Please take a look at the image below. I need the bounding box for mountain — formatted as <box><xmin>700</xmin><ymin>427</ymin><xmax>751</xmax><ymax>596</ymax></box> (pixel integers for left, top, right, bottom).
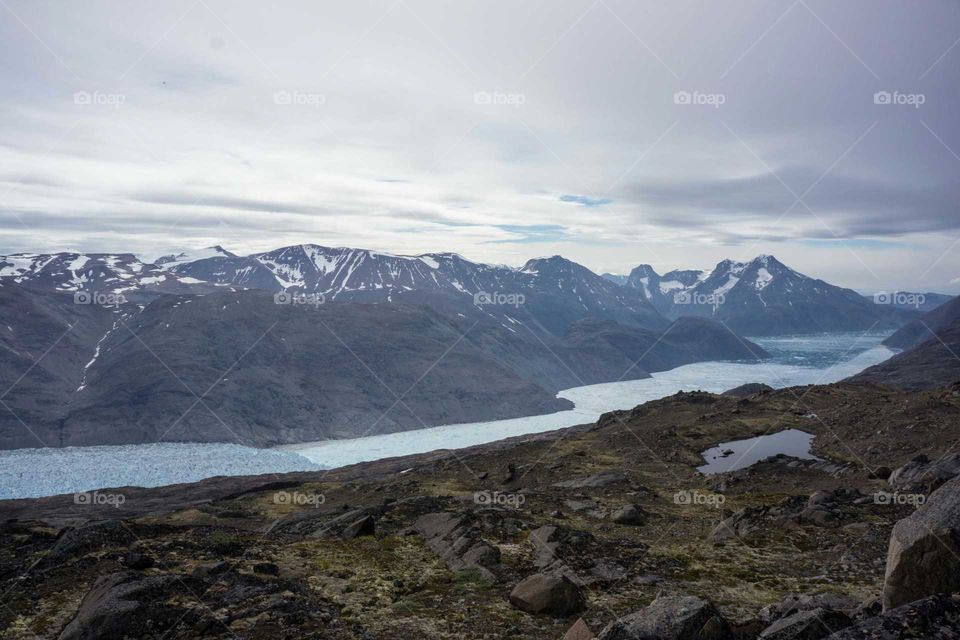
<box><xmin>851</xmin><ymin>295</ymin><xmax>960</xmax><ymax>390</ymax></box>
<box><xmin>167</xmin><ymin>246</ymin><xmax>666</xmax><ymax>337</ymax></box>
<box><xmin>619</xmin><ymin>255</ymin><xmax>916</xmax><ymax>336</ymax></box>
<box><xmin>881</xmin><ymin>295</ymin><xmax>960</xmax><ymax>350</ymax></box>
<box><xmin>0</xmin><ymin>251</ymin><xmax>226</xmax><ymax>302</ymax></box>
<box><xmin>860</xmin><ymin>291</ymin><xmax>952</xmax><ymax>314</ymax></box>
<box><xmin>0</xmin><ymin>246</ymin><xmax>769</xmax><ymax>449</ymax></box>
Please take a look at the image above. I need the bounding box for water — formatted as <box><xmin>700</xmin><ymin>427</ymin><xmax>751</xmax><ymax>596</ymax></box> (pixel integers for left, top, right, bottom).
<box><xmin>697</xmin><ymin>429</ymin><xmax>819</xmax><ymax>475</ymax></box>
<box><xmin>282</xmin><ymin>331</ymin><xmax>892</xmax><ymax>467</ymax></box>
<box><xmin>0</xmin><ymin>332</ymin><xmax>893</xmax><ymax>499</ymax></box>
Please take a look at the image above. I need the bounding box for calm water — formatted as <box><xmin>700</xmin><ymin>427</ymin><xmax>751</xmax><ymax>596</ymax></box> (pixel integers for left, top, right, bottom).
<box><xmin>0</xmin><ymin>332</ymin><xmax>893</xmax><ymax>498</ymax></box>
<box><xmin>697</xmin><ymin>429</ymin><xmax>819</xmax><ymax>474</ymax></box>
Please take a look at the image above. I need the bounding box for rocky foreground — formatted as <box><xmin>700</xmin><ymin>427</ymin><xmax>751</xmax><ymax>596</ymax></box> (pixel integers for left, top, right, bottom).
<box><xmin>3</xmin><ymin>382</ymin><xmax>960</xmax><ymax>638</ymax></box>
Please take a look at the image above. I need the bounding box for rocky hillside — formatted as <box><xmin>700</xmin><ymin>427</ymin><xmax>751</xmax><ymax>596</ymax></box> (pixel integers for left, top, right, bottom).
<box><xmin>3</xmin><ymin>382</ymin><xmax>960</xmax><ymax>638</ymax></box>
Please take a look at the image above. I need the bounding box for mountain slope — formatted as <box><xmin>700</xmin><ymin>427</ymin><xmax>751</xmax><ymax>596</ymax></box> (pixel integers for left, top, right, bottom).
<box><xmin>882</xmin><ymin>295</ymin><xmax>960</xmax><ymax>350</ymax></box>
<box><xmin>0</xmin><ymin>291</ymin><xmax>574</xmax><ymax>449</ymax></box>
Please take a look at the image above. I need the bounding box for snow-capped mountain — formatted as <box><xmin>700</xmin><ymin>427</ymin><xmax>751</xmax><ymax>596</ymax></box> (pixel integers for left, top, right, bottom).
<box><xmin>165</xmin><ymin>245</ymin><xmax>665</xmax><ymax>336</ymax></box>
<box><xmin>155</xmin><ymin>245</ymin><xmax>236</xmax><ymax>270</ymax></box>
<box><xmin>0</xmin><ymin>252</ymin><xmax>220</xmax><ymax>301</ymax></box>
<box><xmin>616</xmin><ymin>255</ymin><xmax>917</xmax><ymax>335</ymax></box>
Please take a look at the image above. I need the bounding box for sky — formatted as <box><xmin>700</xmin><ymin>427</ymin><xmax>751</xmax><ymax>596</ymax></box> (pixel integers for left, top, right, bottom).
<box><xmin>1</xmin><ymin>0</ymin><xmax>959</xmax><ymax>293</ymax></box>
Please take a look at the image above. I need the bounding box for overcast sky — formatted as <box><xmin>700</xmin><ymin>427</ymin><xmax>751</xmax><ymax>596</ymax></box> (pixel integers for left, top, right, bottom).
<box><xmin>1</xmin><ymin>0</ymin><xmax>959</xmax><ymax>292</ymax></box>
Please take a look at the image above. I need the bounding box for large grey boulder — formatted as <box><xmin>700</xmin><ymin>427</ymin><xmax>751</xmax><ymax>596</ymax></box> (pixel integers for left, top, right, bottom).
<box><xmin>759</xmin><ymin>608</ymin><xmax>852</xmax><ymax>639</ymax></box>
<box><xmin>508</xmin><ymin>573</ymin><xmax>585</xmax><ymax>616</ymax></box>
<box><xmin>882</xmin><ymin>475</ymin><xmax>960</xmax><ymax>610</ymax></box>
<box><xmin>598</xmin><ymin>595</ymin><xmax>731</xmax><ymax>639</ymax></box>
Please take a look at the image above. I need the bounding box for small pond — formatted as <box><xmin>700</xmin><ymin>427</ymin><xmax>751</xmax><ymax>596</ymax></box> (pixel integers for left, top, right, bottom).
<box><xmin>697</xmin><ymin>428</ymin><xmax>820</xmax><ymax>475</ymax></box>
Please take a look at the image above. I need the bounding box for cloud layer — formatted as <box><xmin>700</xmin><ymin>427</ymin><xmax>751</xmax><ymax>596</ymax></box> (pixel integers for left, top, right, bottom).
<box><xmin>1</xmin><ymin>0</ymin><xmax>959</xmax><ymax>292</ymax></box>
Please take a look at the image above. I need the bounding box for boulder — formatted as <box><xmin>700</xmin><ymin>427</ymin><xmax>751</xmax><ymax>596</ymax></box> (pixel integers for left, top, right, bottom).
<box><xmin>759</xmin><ymin>608</ymin><xmax>852</xmax><ymax>639</ymax></box>
<box><xmin>827</xmin><ymin>593</ymin><xmax>960</xmax><ymax>639</ymax></box>
<box><xmin>598</xmin><ymin>595</ymin><xmax>731</xmax><ymax>639</ymax></box>
<box><xmin>882</xmin><ymin>475</ymin><xmax>960</xmax><ymax>610</ymax></box>
<box><xmin>759</xmin><ymin>592</ymin><xmax>859</xmax><ymax>624</ymax></box>
<box><xmin>611</xmin><ymin>505</ymin><xmax>646</xmax><ymax>526</ymax></box>
<box><xmin>508</xmin><ymin>573</ymin><xmax>585</xmax><ymax>616</ymax></box>
<box><xmin>58</xmin><ymin>571</ymin><xmax>189</xmax><ymax>640</ymax></box>
<box><xmin>564</xmin><ymin>618</ymin><xmax>595</xmax><ymax>639</ymax></box>
<box><xmin>888</xmin><ymin>453</ymin><xmax>960</xmax><ymax>493</ymax></box>
<box><xmin>555</xmin><ymin>471</ymin><xmax>627</xmax><ymax>489</ymax></box>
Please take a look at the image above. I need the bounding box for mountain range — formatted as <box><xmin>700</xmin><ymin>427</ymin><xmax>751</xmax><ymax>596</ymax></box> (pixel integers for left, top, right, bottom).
<box><xmin>0</xmin><ymin>245</ymin><xmax>771</xmax><ymax>450</ymax></box>
<box><xmin>605</xmin><ymin>255</ymin><xmax>924</xmax><ymax>335</ymax></box>
<box><xmin>2</xmin><ymin>244</ymin><xmax>951</xmax><ymax>449</ymax></box>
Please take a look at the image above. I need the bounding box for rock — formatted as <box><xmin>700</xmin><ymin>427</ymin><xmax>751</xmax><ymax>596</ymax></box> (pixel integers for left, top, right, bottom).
<box><xmin>45</xmin><ymin>521</ymin><xmax>137</xmax><ymax>565</ymax></box>
<box><xmin>808</xmin><ymin>490</ymin><xmax>837</xmax><ymax>507</ymax></box>
<box><xmin>611</xmin><ymin>505</ymin><xmax>646</xmax><ymax>526</ymax></box>
<box><xmin>508</xmin><ymin>573</ymin><xmax>585</xmax><ymax>616</ymax></box>
<box><xmin>252</xmin><ymin>562</ymin><xmax>279</xmax><ymax>576</ymax></box>
<box><xmin>58</xmin><ymin>571</ymin><xmax>188</xmax><ymax>640</ymax></box>
<box><xmin>122</xmin><ymin>549</ymin><xmax>155</xmax><ymax>570</ymax></box>
<box><xmin>759</xmin><ymin>592</ymin><xmax>859</xmax><ymax>624</ymax></box>
<box><xmin>759</xmin><ymin>608</ymin><xmax>852</xmax><ymax>639</ymax></box>
<box><xmin>800</xmin><ymin>507</ymin><xmax>839</xmax><ymax>528</ymax></box>
<box><xmin>528</xmin><ymin>524</ymin><xmax>593</xmax><ymax>573</ymax></box>
<box><xmin>554</xmin><ymin>471</ymin><xmax>627</xmax><ymax>489</ymax></box>
<box><xmin>869</xmin><ymin>466</ymin><xmax>892</xmax><ymax>480</ymax></box>
<box><xmin>413</xmin><ymin>512</ymin><xmax>502</xmax><ymax>581</ymax></box>
<box><xmin>709</xmin><ymin>507</ymin><xmax>766</xmax><ymax>543</ymax></box>
<box><xmin>564</xmin><ymin>618</ymin><xmax>595</xmax><ymax>640</ymax></box>
<box><xmin>827</xmin><ymin>593</ymin><xmax>960</xmax><ymax>639</ymax></box>
<box><xmin>597</xmin><ymin>595</ymin><xmax>731</xmax><ymax>639</ymax></box>
<box><xmin>882</xmin><ymin>475</ymin><xmax>960</xmax><ymax>610</ymax></box>
<box><xmin>888</xmin><ymin>453</ymin><xmax>960</xmax><ymax>492</ymax></box>
<box><xmin>339</xmin><ymin>514</ymin><xmax>376</xmax><ymax>539</ymax></box>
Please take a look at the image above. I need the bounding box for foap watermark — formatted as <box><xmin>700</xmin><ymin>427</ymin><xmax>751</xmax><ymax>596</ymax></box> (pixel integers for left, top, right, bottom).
<box><xmin>274</xmin><ymin>90</ymin><xmax>326</xmax><ymax>109</ymax></box>
<box><xmin>873</xmin><ymin>90</ymin><xmax>925</xmax><ymax>109</ymax></box>
<box><xmin>474</xmin><ymin>490</ymin><xmax>526</xmax><ymax>509</ymax></box>
<box><xmin>474</xmin><ymin>291</ymin><xmax>525</xmax><ymax>308</ymax></box>
<box><xmin>274</xmin><ymin>291</ymin><xmax>325</xmax><ymax>307</ymax></box>
<box><xmin>74</xmin><ymin>491</ymin><xmax>126</xmax><ymax>509</ymax></box>
<box><xmin>674</xmin><ymin>291</ymin><xmax>725</xmax><ymax>309</ymax></box>
<box><xmin>873</xmin><ymin>291</ymin><xmax>925</xmax><ymax>308</ymax></box>
<box><xmin>474</xmin><ymin>90</ymin><xmax>526</xmax><ymax>108</ymax></box>
<box><xmin>874</xmin><ymin>491</ymin><xmax>925</xmax><ymax>507</ymax></box>
<box><xmin>673</xmin><ymin>489</ymin><xmax>725</xmax><ymax>508</ymax></box>
<box><xmin>73</xmin><ymin>90</ymin><xmax>126</xmax><ymax>109</ymax></box>
<box><xmin>273</xmin><ymin>490</ymin><xmax>326</xmax><ymax>507</ymax></box>
<box><xmin>74</xmin><ymin>290</ymin><xmax>126</xmax><ymax>307</ymax></box>
<box><xmin>673</xmin><ymin>90</ymin><xmax>725</xmax><ymax>108</ymax></box>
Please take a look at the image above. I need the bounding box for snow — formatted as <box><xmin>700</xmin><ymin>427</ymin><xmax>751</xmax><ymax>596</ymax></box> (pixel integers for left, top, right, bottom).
<box><xmin>157</xmin><ymin>247</ymin><xmax>230</xmax><ymax>270</ymax></box>
<box><xmin>418</xmin><ymin>256</ymin><xmax>440</xmax><ymax>269</ymax></box>
<box><xmin>754</xmin><ymin>267</ymin><xmax>773</xmax><ymax>290</ymax></box>
<box><xmin>659</xmin><ymin>280</ymin><xmax>684</xmax><ymax>294</ymax></box>
<box><xmin>714</xmin><ymin>274</ymin><xmax>741</xmax><ymax>296</ymax></box>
